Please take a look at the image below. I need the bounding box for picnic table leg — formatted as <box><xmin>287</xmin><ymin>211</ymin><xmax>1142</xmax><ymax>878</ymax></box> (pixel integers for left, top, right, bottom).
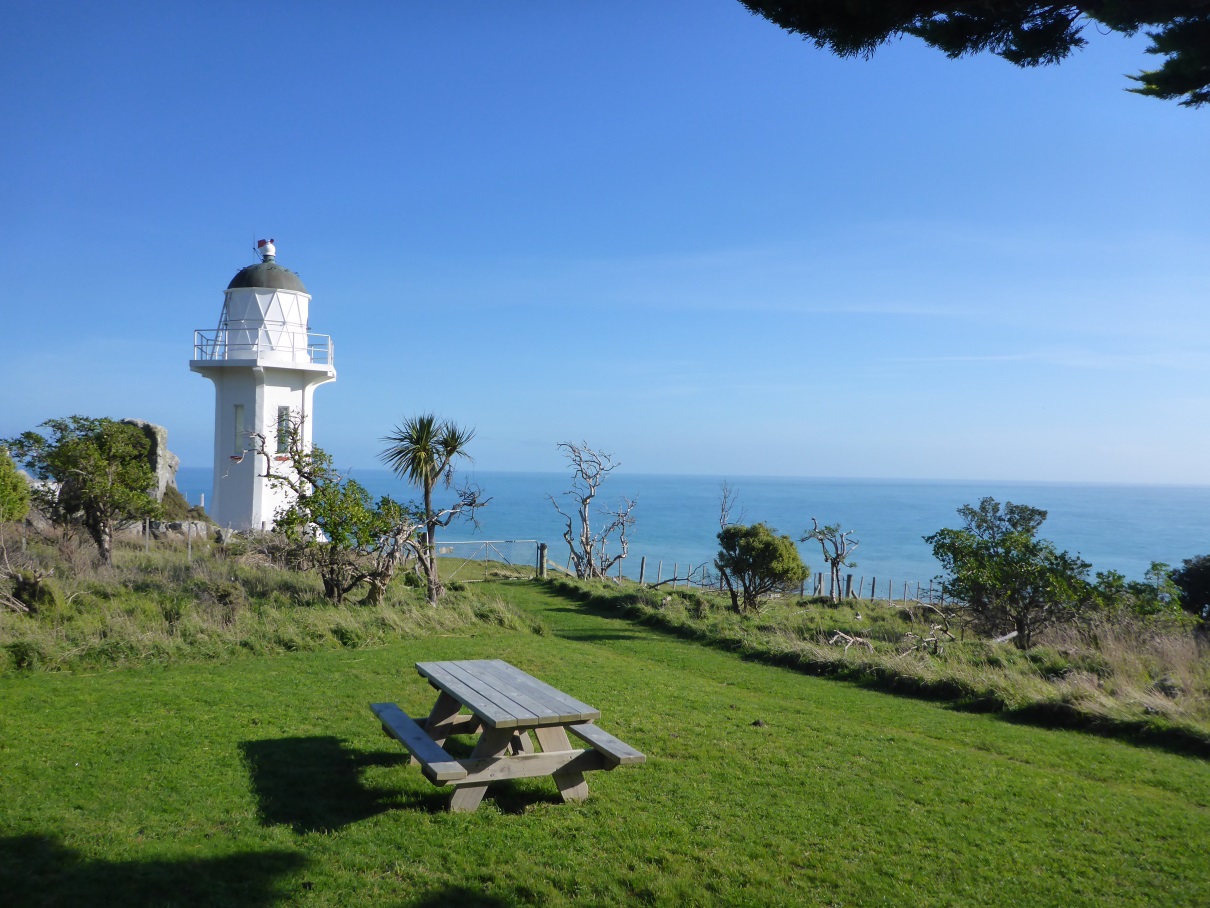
<box><xmin>425</xmin><ymin>692</ymin><xmax>463</xmax><ymax>747</ymax></box>
<box><xmin>448</xmin><ymin>727</ymin><xmax>515</xmax><ymax>813</ymax></box>
<box><xmin>511</xmin><ymin>731</ymin><xmax>535</xmax><ymax>754</ymax></box>
<box><xmin>534</xmin><ymin>726</ymin><xmax>590</xmax><ymax>803</ymax></box>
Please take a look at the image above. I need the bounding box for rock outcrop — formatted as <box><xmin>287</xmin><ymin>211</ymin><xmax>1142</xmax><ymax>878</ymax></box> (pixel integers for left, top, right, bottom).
<box><xmin>120</xmin><ymin>419</ymin><xmax>180</xmax><ymax>501</ymax></box>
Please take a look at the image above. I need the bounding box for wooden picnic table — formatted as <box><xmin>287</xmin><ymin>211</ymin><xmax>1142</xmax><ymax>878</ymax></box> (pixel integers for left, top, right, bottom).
<box><xmin>372</xmin><ymin>659</ymin><xmax>645</xmax><ymax>812</ymax></box>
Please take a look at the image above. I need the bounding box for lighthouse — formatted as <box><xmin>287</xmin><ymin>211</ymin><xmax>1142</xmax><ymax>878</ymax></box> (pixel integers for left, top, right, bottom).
<box><xmin>190</xmin><ymin>240</ymin><xmax>336</xmax><ymax>531</ymax></box>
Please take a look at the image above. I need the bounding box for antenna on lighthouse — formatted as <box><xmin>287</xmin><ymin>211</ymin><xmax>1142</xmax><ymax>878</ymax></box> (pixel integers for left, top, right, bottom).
<box><xmin>256</xmin><ymin>238</ymin><xmax>276</xmax><ymax>262</ymax></box>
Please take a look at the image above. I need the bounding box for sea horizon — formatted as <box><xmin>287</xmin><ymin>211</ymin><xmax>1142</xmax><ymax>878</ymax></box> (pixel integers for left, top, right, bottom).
<box><xmin>175</xmin><ymin>467</ymin><xmax>1210</xmax><ymax>587</ymax></box>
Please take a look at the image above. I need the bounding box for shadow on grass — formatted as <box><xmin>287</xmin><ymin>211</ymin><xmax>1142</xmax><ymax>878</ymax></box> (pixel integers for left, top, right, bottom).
<box><xmin>241</xmin><ymin>736</ymin><xmax>427</xmax><ymax>833</ymax></box>
<box><xmin>243</xmin><ymin>735</ymin><xmax>562</xmax><ymax>824</ymax></box>
<box><xmin>544</xmin><ymin>604</ymin><xmax>645</xmax><ymax>640</ymax></box>
<box><xmin>557</xmin><ymin>629</ymin><xmax>646</xmax><ymax>642</ymax></box>
<box><xmin>478</xmin><ymin>779</ymin><xmax>566</xmax><ymax>815</ymax></box>
<box><xmin>423</xmin><ymin>736</ymin><xmax>566</xmax><ymax>815</ymax></box>
<box><xmin>540</xmin><ymin>579</ymin><xmax>1210</xmax><ymax>760</ymax></box>
<box><xmin>0</xmin><ymin>833</ymin><xmax>304</xmax><ymax>907</ymax></box>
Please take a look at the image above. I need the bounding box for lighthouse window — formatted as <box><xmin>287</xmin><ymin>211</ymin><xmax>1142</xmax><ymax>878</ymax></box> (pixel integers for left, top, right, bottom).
<box><xmin>232</xmin><ymin>405</ymin><xmax>245</xmax><ymax>455</ymax></box>
<box><xmin>276</xmin><ymin>407</ymin><xmax>292</xmax><ymax>453</ymax></box>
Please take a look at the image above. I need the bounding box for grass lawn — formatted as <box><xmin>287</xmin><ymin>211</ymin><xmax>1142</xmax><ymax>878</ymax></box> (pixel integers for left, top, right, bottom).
<box><xmin>2</xmin><ymin>580</ymin><xmax>1208</xmax><ymax>906</ymax></box>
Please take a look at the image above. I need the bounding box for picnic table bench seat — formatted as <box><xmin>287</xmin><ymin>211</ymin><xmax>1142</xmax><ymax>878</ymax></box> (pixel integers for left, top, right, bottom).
<box><xmin>371</xmin><ymin>702</ymin><xmax>467</xmax><ymax>784</ymax></box>
<box><xmin>567</xmin><ymin>722</ymin><xmax>646</xmax><ymax>767</ymax></box>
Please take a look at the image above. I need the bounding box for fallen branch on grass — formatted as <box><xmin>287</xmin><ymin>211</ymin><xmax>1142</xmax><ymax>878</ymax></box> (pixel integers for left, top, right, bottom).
<box><xmin>902</xmin><ymin>624</ymin><xmax>956</xmax><ymax>655</ymax></box>
<box><xmin>828</xmin><ymin>630</ymin><xmax>874</xmax><ymax>653</ymax></box>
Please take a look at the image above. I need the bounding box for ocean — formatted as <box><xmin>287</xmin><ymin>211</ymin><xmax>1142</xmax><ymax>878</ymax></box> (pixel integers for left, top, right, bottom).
<box><xmin>175</xmin><ymin>467</ymin><xmax>1210</xmax><ymax>586</ymax></box>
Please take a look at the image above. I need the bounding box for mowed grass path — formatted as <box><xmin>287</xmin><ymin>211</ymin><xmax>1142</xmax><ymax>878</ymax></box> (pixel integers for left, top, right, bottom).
<box><xmin>2</xmin><ymin>581</ymin><xmax>1208</xmax><ymax>906</ymax></box>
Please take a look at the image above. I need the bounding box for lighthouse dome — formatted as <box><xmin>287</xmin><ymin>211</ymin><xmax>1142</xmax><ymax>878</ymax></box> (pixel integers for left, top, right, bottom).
<box><xmin>227</xmin><ymin>260</ymin><xmax>307</xmax><ymax>293</ymax></box>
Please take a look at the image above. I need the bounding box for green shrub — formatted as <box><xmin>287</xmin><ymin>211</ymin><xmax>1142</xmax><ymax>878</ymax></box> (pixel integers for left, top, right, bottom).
<box><xmin>1026</xmin><ymin>646</ymin><xmax>1073</xmax><ymax>680</ymax></box>
<box><xmin>10</xmin><ymin>570</ymin><xmax>65</xmax><ymax>616</ymax></box>
<box><xmin>189</xmin><ymin>578</ymin><xmax>247</xmax><ymax>628</ymax></box>
<box><xmin>7</xmin><ymin>640</ymin><xmax>45</xmax><ymax>670</ymax></box>
<box><xmin>160</xmin><ymin>486</ymin><xmax>208</xmax><ymax>522</ymax></box>
<box><xmin>330</xmin><ymin>620</ymin><xmax>366</xmax><ymax>648</ymax></box>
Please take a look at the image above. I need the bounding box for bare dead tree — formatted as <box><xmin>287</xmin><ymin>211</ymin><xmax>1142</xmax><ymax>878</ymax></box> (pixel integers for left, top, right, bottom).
<box><xmin>549</xmin><ymin>442</ymin><xmax>636</xmax><ymax>580</ymax></box>
<box><xmin>718</xmin><ymin>480</ymin><xmax>746</xmax><ymax>530</ymax></box>
<box><xmin>802</xmin><ymin>518</ymin><xmax>859</xmax><ymax>603</ymax></box>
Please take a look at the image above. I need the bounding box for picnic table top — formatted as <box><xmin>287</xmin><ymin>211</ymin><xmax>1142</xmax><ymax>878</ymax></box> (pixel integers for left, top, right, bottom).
<box><xmin>416</xmin><ymin>659</ymin><xmax>601</xmax><ymax>730</ymax></box>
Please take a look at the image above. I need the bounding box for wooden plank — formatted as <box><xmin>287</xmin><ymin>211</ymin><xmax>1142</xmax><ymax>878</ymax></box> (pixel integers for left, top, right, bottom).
<box><xmin>510</xmin><ymin>730</ymin><xmax>535</xmax><ymax>754</ymax></box>
<box><xmin>468</xmin><ymin>660</ymin><xmax>577</xmax><ymax>720</ymax></box>
<box><xmin>414</xmin><ymin>714</ymin><xmax>481</xmax><ymax>737</ymax></box>
<box><xmin>448</xmin><ymin>727</ymin><xmax>515</xmax><ymax>812</ymax></box>
<box><xmin>483</xmin><ymin>659</ymin><xmax>600</xmax><ymax>717</ymax></box>
<box><xmin>417</xmin><ymin>659</ymin><xmax>601</xmax><ymax>726</ymax></box>
<box><xmin>416</xmin><ymin>662</ymin><xmax>527</xmax><ymax>729</ymax></box>
<box><xmin>535</xmin><ymin>725</ymin><xmax>590</xmax><ymax>802</ymax></box>
<box><xmin>462</xmin><ymin>660</ymin><xmax>588</xmax><ymax>724</ymax></box>
<box><xmin>450</xmin><ymin>660</ymin><xmax>565</xmax><ymax>723</ymax></box>
<box><xmin>370</xmin><ymin>702</ymin><xmax>467</xmax><ymax>784</ymax></box>
<box><xmin>568</xmin><ymin>723</ymin><xmax>646</xmax><ymax>767</ymax></box>
<box><xmin>436</xmin><ymin>660</ymin><xmax>552</xmax><ymax>727</ymax></box>
<box><xmin>453</xmin><ymin>747</ymin><xmax>607</xmax><ymax>784</ymax></box>
<box><xmin>473</xmin><ymin>660</ymin><xmax>600</xmax><ymax>723</ymax></box>
<box><xmin>425</xmin><ymin>690</ymin><xmax>467</xmax><ymax>747</ymax></box>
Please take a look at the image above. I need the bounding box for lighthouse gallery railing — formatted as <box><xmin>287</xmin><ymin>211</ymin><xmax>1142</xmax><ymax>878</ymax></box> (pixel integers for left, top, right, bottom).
<box><xmin>192</xmin><ymin>328</ymin><xmax>334</xmax><ymax>366</ymax></box>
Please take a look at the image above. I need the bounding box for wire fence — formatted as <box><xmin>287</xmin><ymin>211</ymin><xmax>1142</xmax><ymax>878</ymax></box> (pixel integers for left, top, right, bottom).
<box><xmin>433</xmin><ymin>540</ymin><xmax>542</xmax><ymax>583</ymax></box>
<box><xmin>805</xmin><ymin>572</ymin><xmax>946</xmax><ymax>605</ymax></box>
<box><xmin>615</xmin><ymin>553</ymin><xmax>944</xmax><ymax>605</ymax></box>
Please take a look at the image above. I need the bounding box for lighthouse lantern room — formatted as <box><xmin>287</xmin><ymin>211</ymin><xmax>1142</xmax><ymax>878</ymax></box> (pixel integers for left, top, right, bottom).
<box><xmin>190</xmin><ymin>240</ymin><xmax>336</xmax><ymax>531</ymax></box>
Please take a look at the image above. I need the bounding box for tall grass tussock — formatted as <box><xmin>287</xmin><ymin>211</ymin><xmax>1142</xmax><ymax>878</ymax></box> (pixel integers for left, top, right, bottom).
<box><xmin>0</xmin><ymin>530</ymin><xmax>543</xmax><ymax>674</ymax></box>
<box><xmin>547</xmin><ymin>577</ymin><xmax>1210</xmax><ymax>751</ymax></box>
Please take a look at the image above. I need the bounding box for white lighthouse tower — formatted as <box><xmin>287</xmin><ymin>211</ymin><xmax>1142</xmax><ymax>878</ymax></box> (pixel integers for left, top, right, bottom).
<box><xmin>190</xmin><ymin>240</ymin><xmax>336</xmax><ymax>531</ymax></box>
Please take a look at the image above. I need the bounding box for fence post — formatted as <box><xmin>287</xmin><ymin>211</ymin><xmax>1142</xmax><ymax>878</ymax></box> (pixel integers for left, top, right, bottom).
<box><xmin>187</xmin><ymin>521</ymin><xmax>192</xmax><ymax>563</ymax></box>
<box><xmin>657</xmin><ymin>561</ymin><xmax>663</xmax><ymax>584</ymax></box>
<box><xmin>538</xmin><ymin>542</ymin><xmax>548</xmax><ymax>579</ymax></box>
<box><xmin>844</xmin><ymin>574</ymin><xmax>853</xmax><ymax>598</ymax></box>
<box><xmin>870</xmin><ymin>577</ymin><xmax>876</xmax><ymax>600</ymax></box>
<box><xmin>888</xmin><ymin>578</ymin><xmax>893</xmax><ymax>602</ymax></box>
<box><xmin>903</xmin><ymin>581</ymin><xmax>909</xmax><ymax>602</ymax></box>
<box><xmin>673</xmin><ymin>564</ymin><xmax>678</xmax><ymax>588</ymax></box>
<box><xmin>639</xmin><ymin>556</ymin><xmax>646</xmax><ymax>585</ymax></box>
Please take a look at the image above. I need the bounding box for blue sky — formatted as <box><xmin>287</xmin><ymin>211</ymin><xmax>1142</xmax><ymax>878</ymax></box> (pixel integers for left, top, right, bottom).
<box><xmin>3</xmin><ymin>2</ymin><xmax>1207</xmax><ymax>483</ymax></box>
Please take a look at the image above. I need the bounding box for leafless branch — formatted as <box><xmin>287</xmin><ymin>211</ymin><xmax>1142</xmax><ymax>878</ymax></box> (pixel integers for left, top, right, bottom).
<box><xmin>549</xmin><ymin>441</ymin><xmax>636</xmax><ymax>580</ymax></box>
<box><xmin>804</xmin><ymin>517</ymin><xmax>860</xmax><ymax>602</ymax></box>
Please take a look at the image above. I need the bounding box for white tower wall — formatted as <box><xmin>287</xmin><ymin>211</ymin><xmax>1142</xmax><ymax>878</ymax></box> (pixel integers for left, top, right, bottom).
<box><xmin>190</xmin><ymin>242</ymin><xmax>335</xmax><ymax>532</ymax></box>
